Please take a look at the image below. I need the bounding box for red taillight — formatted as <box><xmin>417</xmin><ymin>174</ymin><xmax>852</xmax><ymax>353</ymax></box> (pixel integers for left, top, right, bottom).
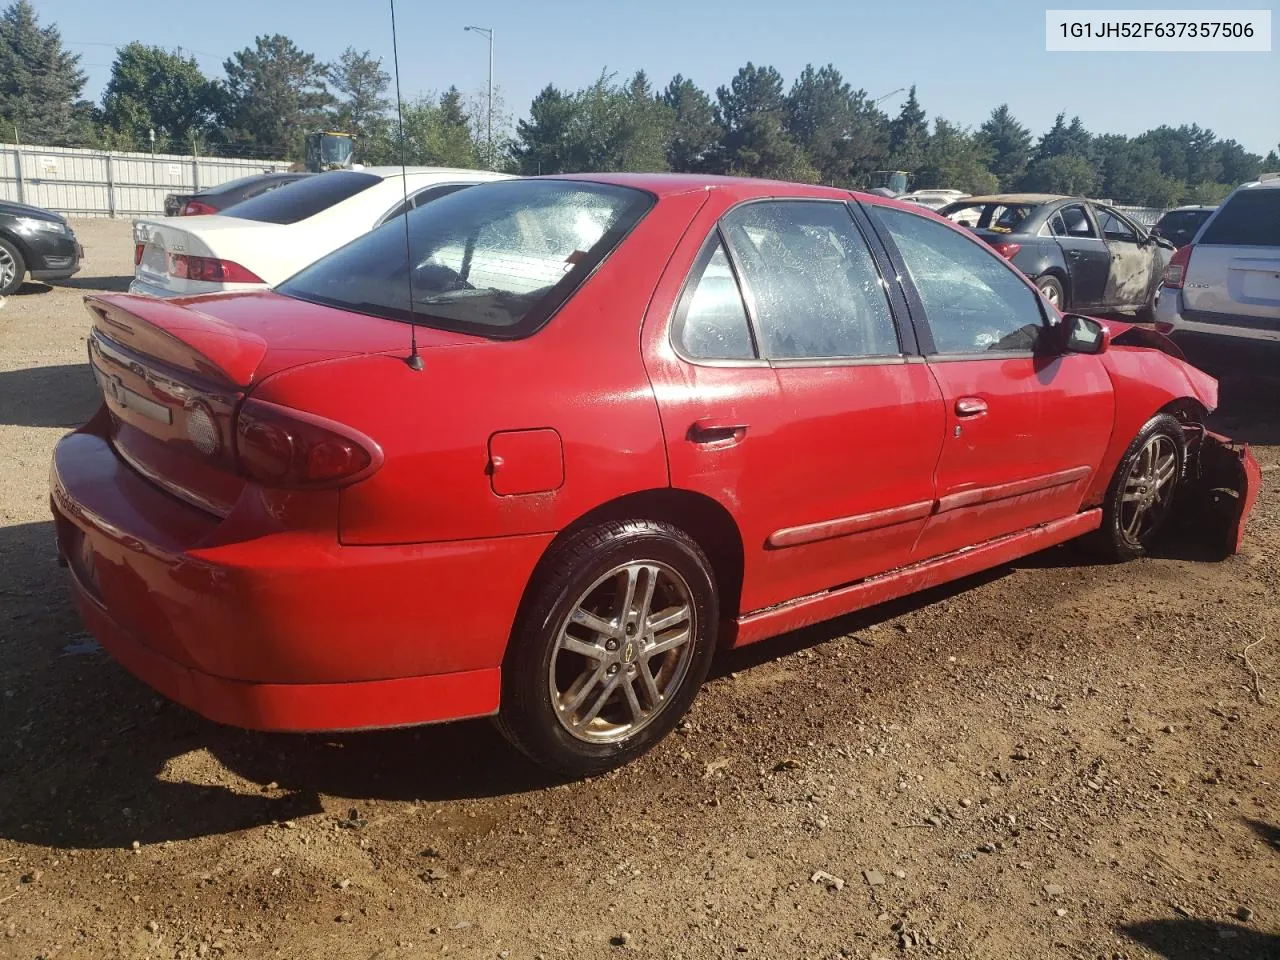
<box><xmin>134</xmin><ymin>243</ymin><xmax>145</xmax><ymax>265</ymax></box>
<box><xmin>990</xmin><ymin>241</ymin><xmax>1022</xmax><ymax>259</ymax></box>
<box><xmin>180</xmin><ymin>199</ymin><xmax>217</xmax><ymax>216</ymax></box>
<box><xmin>1162</xmin><ymin>244</ymin><xmax>1193</xmax><ymax>289</ymax></box>
<box><xmin>234</xmin><ymin>399</ymin><xmax>382</xmax><ymax>489</ymax></box>
<box><xmin>168</xmin><ymin>253</ymin><xmax>264</xmax><ymax>284</ymax></box>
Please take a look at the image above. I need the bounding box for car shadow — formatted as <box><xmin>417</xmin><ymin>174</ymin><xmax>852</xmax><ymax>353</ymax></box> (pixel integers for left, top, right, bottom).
<box><xmin>1120</xmin><ymin>919</ymin><xmax>1279</xmax><ymax>960</ymax></box>
<box><xmin>0</xmin><ymin>363</ymin><xmax>98</xmax><ymax>428</ymax></box>
<box><xmin>52</xmin><ymin>275</ymin><xmax>133</xmax><ymax>293</ymax></box>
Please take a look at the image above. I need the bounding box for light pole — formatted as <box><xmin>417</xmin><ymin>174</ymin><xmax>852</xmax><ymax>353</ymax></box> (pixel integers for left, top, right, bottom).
<box><xmin>871</xmin><ymin>87</ymin><xmax>905</xmax><ymax>108</ymax></box>
<box><xmin>463</xmin><ymin>25</ymin><xmax>494</xmax><ymax>169</ymax></box>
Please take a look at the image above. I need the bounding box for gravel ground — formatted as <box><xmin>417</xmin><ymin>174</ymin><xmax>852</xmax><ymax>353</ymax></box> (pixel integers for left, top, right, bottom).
<box><xmin>0</xmin><ymin>219</ymin><xmax>1276</xmax><ymax>960</ymax></box>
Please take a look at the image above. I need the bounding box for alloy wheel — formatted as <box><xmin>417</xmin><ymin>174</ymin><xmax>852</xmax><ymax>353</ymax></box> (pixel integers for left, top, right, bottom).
<box><xmin>1119</xmin><ymin>434</ymin><xmax>1178</xmax><ymax>543</ymax></box>
<box><xmin>548</xmin><ymin>560</ymin><xmax>696</xmax><ymax>743</ymax></box>
<box><xmin>0</xmin><ymin>246</ymin><xmax>15</xmax><ymax>290</ymax></box>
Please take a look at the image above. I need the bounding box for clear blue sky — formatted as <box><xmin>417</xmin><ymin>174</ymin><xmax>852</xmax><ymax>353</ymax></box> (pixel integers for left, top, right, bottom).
<box><xmin>40</xmin><ymin>0</ymin><xmax>1280</xmax><ymax>155</ymax></box>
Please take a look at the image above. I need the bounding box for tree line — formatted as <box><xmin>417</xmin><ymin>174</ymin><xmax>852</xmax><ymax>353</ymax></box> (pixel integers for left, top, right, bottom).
<box><xmin>3</xmin><ymin>1</ymin><xmax>1276</xmax><ymax>206</ymax></box>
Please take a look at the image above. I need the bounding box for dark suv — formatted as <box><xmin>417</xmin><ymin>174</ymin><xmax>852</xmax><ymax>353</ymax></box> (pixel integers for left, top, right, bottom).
<box><xmin>0</xmin><ymin>199</ymin><xmax>83</xmax><ymax>295</ymax></box>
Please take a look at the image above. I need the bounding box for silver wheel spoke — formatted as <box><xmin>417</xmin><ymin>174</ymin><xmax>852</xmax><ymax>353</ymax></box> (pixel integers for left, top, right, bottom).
<box><xmin>633</xmin><ymin>566</ymin><xmax>659</xmax><ymax>626</ymax></box>
<box><xmin>575</xmin><ymin>673</ymin><xmax>622</xmax><ymax>730</ymax></box>
<box><xmin>617</xmin><ymin>566</ymin><xmax>641</xmax><ymax>622</ymax></box>
<box><xmin>560</xmin><ymin>635</ymin><xmax>607</xmax><ymax>661</ymax></box>
<box><xmin>621</xmin><ymin>674</ymin><xmax>645</xmax><ymax>724</ymax></box>
<box><xmin>646</xmin><ymin>604</ymin><xmax>690</xmax><ymax>634</ymax></box>
<box><xmin>646</xmin><ymin>628</ymin><xmax>692</xmax><ymax>658</ymax></box>
<box><xmin>562</xmin><ymin>664</ymin><xmax>606</xmax><ymax>715</ymax></box>
<box><xmin>570</xmin><ymin>608</ymin><xmax>617</xmax><ymax>639</ymax></box>
<box><xmin>637</xmin><ymin>659</ymin><xmax>662</xmax><ymax>707</ymax></box>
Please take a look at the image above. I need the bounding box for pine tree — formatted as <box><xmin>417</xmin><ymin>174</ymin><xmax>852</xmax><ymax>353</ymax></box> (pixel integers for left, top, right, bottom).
<box><xmin>715</xmin><ymin>63</ymin><xmax>815</xmax><ymax>181</ymax></box>
<box><xmin>887</xmin><ymin>84</ymin><xmax>927</xmax><ymax>172</ymax></box>
<box><xmin>221</xmin><ymin>34</ymin><xmax>335</xmax><ymax>159</ymax></box>
<box><xmin>977</xmin><ymin>104</ymin><xmax>1032</xmax><ymax>190</ymax></box>
<box><xmin>0</xmin><ymin>1</ymin><xmax>91</xmax><ymax>145</ymax></box>
<box><xmin>662</xmin><ymin>75</ymin><xmax>720</xmax><ymax>172</ymax></box>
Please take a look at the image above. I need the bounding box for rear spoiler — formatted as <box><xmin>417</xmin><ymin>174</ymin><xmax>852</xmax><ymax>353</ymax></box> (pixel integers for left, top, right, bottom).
<box><xmin>85</xmin><ymin>294</ymin><xmax>267</xmax><ymax>388</ymax></box>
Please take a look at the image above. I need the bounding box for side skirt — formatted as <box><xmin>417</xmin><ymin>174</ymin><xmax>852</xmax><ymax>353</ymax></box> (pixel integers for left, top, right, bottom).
<box><xmin>728</xmin><ymin>509</ymin><xmax>1103</xmax><ymax>648</ymax></box>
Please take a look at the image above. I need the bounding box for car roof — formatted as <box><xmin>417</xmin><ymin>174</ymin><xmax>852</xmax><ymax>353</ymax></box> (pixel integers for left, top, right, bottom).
<box><xmin>539</xmin><ymin>172</ymin><xmax>868</xmax><ymax>202</ymax></box>
<box><xmin>951</xmin><ymin>193</ymin><xmax>1072</xmax><ymax>205</ymax></box>
<box><xmin>360</xmin><ymin>166</ymin><xmax>510</xmax><ymax>180</ymax></box>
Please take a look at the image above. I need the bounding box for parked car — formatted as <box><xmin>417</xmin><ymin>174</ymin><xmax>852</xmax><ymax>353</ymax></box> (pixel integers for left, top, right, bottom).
<box><xmin>52</xmin><ymin>175</ymin><xmax>1259</xmax><ymax>777</ymax></box>
<box><xmin>1152</xmin><ymin>205</ymin><xmax>1217</xmax><ymax>249</ymax></box>
<box><xmin>940</xmin><ymin>193</ymin><xmax>1175</xmax><ymax>315</ymax></box>
<box><xmin>0</xmin><ymin>199</ymin><xmax>83</xmax><ymax>296</ymax></box>
<box><xmin>131</xmin><ymin>166</ymin><xmax>511</xmax><ymax>298</ymax></box>
<box><xmin>1155</xmin><ymin>173</ymin><xmax>1280</xmax><ymax>348</ymax></box>
<box><xmin>164</xmin><ymin>172</ymin><xmax>311</xmax><ymax>218</ymax></box>
<box><xmin>899</xmin><ymin>189</ymin><xmax>969</xmax><ymax>211</ymax></box>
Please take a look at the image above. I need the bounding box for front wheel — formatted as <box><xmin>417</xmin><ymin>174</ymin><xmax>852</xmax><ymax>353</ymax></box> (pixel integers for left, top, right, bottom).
<box><xmin>0</xmin><ymin>238</ymin><xmax>26</xmax><ymax>296</ymax></box>
<box><xmin>1097</xmin><ymin>413</ymin><xmax>1186</xmax><ymax>560</ymax></box>
<box><xmin>496</xmin><ymin>520</ymin><xmax>718</xmax><ymax>777</ymax></box>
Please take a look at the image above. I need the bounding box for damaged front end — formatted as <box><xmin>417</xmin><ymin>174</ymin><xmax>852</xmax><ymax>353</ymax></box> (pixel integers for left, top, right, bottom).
<box><xmin>1175</xmin><ymin>427</ymin><xmax>1262</xmax><ymax>558</ymax></box>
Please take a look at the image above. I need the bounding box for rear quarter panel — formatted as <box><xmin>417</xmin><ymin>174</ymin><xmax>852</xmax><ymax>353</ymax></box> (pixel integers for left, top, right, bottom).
<box><xmin>1080</xmin><ymin>346</ymin><xmax>1216</xmax><ymax>507</ymax></box>
<box><xmin>251</xmin><ymin>189</ymin><xmax>710</xmax><ymax>546</ymax></box>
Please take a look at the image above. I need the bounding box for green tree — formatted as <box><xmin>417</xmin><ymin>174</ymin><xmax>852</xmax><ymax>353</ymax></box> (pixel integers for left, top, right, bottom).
<box><xmin>662</xmin><ymin>74</ymin><xmax>720</xmax><ymax>172</ymax></box>
<box><xmin>1021</xmin><ymin>153</ymin><xmax>1099</xmax><ymax>195</ymax></box>
<box><xmin>221</xmin><ymin>34</ymin><xmax>335</xmax><ymax>159</ymax></box>
<box><xmin>916</xmin><ymin>119</ymin><xmax>998</xmax><ymax>194</ymax></box>
<box><xmin>715</xmin><ymin>63</ymin><xmax>815</xmax><ymax>181</ymax></box>
<box><xmin>327</xmin><ymin>47</ymin><xmax>390</xmax><ymax>147</ymax></box>
<box><xmin>514</xmin><ymin>84</ymin><xmax>578</xmax><ymax>174</ymax></box>
<box><xmin>785</xmin><ymin>64</ymin><xmax>889</xmax><ymax>186</ymax></box>
<box><xmin>1030</xmin><ymin>112</ymin><xmax>1094</xmax><ymax>165</ymax></box>
<box><xmin>977</xmin><ymin>104</ymin><xmax>1032</xmax><ymax>190</ymax></box>
<box><xmin>393</xmin><ymin>91</ymin><xmax>477</xmax><ymax>167</ymax></box>
<box><xmin>1264</xmin><ymin>145</ymin><xmax>1280</xmax><ymax>171</ymax></box>
<box><xmin>615</xmin><ymin>70</ymin><xmax>672</xmax><ymax>172</ymax></box>
<box><xmin>0</xmin><ymin>1</ymin><xmax>92</xmax><ymax>145</ymax></box>
<box><xmin>1182</xmin><ymin>181</ymin><xmax>1233</xmax><ymax>204</ymax></box>
<box><xmin>1215</xmin><ymin>139</ymin><xmax>1262</xmax><ymax>185</ymax></box>
<box><xmin>99</xmin><ymin>44</ymin><xmax>220</xmax><ymax>150</ymax></box>
<box><xmin>887</xmin><ymin>84</ymin><xmax>928</xmax><ymax>172</ymax></box>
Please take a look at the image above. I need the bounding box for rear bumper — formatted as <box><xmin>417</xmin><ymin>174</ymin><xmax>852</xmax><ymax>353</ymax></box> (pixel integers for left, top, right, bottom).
<box><xmin>1155</xmin><ymin>288</ymin><xmax>1280</xmax><ymax>343</ymax></box>
<box><xmin>128</xmin><ymin>277</ymin><xmax>181</xmax><ymax>298</ymax></box>
<box><xmin>50</xmin><ymin>419</ymin><xmax>553</xmax><ymax>731</ymax></box>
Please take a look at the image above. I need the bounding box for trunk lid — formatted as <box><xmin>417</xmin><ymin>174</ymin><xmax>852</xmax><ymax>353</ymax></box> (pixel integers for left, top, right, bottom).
<box><xmin>133</xmin><ymin>215</ymin><xmax>293</xmax><ymax>297</ymax></box>
<box><xmin>85</xmin><ymin>291</ymin><xmax>463</xmax><ymax>516</ymax></box>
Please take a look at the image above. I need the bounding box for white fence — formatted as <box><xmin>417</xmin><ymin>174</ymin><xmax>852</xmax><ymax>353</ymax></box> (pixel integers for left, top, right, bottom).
<box><xmin>0</xmin><ymin>143</ymin><xmax>292</xmax><ymax>218</ymax></box>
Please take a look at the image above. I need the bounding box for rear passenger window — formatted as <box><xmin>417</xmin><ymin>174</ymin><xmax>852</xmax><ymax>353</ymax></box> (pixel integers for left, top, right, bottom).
<box><xmin>676</xmin><ymin>239</ymin><xmax>756</xmax><ymax>360</ymax></box>
<box><xmin>721</xmin><ymin>201</ymin><xmax>899</xmax><ymax>360</ymax></box>
<box><xmin>1060</xmin><ymin>205</ymin><xmax>1096</xmax><ymax>238</ymax></box>
<box><xmin>874</xmin><ymin>206</ymin><xmax>1046</xmax><ymax>355</ymax></box>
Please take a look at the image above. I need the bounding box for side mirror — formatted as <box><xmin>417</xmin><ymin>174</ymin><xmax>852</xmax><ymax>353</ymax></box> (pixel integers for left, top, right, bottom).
<box><xmin>1149</xmin><ymin>226</ymin><xmax>1162</xmax><ymax>238</ymax></box>
<box><xmin>1060</xmin><ymin>313</ymin><xmax>1110</xmax><ymax>355</ymax></box>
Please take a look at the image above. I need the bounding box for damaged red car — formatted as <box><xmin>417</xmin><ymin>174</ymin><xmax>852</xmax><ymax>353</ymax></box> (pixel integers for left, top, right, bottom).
<box><xmin>50</xmin><ymin>175</ymin><xmax>1261</xmax><ymax>777</ymax></box>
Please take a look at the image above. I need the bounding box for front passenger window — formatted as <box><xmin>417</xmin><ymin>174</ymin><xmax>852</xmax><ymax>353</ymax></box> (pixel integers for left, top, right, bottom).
<box><xmin>873</xmin><ymin>206</ymin><xmax>1046</xmax><ymax>355</ymax></box>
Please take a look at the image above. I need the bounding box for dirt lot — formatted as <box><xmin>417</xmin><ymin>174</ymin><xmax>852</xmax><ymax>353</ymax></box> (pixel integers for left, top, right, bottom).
<box><xmin>0</xmin><ymin>219</ymin><xmax>1276</xmax><ymax>960</ymax></box>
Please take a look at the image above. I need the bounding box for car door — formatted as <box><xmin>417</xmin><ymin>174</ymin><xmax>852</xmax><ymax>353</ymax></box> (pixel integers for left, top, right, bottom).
<box><xmin>1048</xmin><ymin>203</ymin><xmax>1109</xmax><ymax>308</ymax></box>
<box><xmin>642</xmin><ymin>196</ymin><xmax>947</xmax><ymax>617</ymax></box>
<box><xmin>864</xmin><ymin>203</ymin><xmax>1115</xmax><ymax>561</ymax></box>
<box><xmin>1093</xmin><ymin>204</ymin><xmax>1160</xmax><ymax>308</ymax></box>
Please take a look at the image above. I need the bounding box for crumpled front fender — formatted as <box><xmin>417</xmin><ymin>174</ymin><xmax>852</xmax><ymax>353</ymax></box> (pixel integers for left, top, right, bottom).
<box><xmin>1179</xmin><ymin>431</ymin><xmax>1262</xmax><ymax>557</ymax></box>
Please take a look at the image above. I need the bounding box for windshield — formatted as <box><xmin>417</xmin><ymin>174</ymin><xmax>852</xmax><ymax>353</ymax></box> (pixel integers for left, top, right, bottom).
<box><xmin>278</xmin><ymin>179</ymin><xmax>655</xmax><ymax>338</ymax></box>
<box><xmin>322</xmin><ymin>136</ymin><xmax>354</xmax><ymax>165</ymax></box>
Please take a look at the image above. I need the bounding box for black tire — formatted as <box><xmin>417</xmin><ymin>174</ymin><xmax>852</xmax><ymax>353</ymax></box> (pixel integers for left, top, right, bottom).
<box><xmin>0</xmin><ymin>237</ymin><xmax>26</xmax><ymax>297</ymax></box>
<box><xmin>1097</xmin><ymin>413</ymin><xmax>1186</xmax><ymax>561</ymax></box>
<box><xmin>496</xmin><ymin>519</ymin><xmax>718</xmax><ymax>777</ymax></box>
<box><xmin>1036</xmin><ymin>275</ymin><xmax>1065</xmax><ymax>311</ymax></box>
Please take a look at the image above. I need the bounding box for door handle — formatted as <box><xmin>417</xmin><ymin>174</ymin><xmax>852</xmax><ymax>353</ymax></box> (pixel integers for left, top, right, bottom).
<box><xmin>1067</xmin><ymin>250</ymin><xmax>1082</xmax><ymax>259</ymax></box>
<box><xmin>688</xmin><ymin>418</ymin><xmax>748</xmax><ymax>445</ymax></box>
<box><xmin>955</xmin><ymin>397</ymin><xmax>988</xmax><ymax>418</ymax></box>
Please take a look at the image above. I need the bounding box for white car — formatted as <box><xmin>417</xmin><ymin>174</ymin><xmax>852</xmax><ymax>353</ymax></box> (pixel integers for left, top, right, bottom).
<box><xmin>899</xmin><ymin>189</ymin><xmax>970</xmax><ymax>211</ymax></box>
<box><xmin>1155</xmin><ymin>173</ymin><xmax>1280</xmax><ymax>346</ymax></box>
<box><xmin>130</xmin><ymin>167</ymin><xmax>512</xmax><ymax>298</ymax></box>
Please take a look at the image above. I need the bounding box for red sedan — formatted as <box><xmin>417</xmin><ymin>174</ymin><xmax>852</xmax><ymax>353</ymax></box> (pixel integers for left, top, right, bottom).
<box><xmin>51</xmin><ymin>174</ymin><xmax>1260</xmax><ymax>777</ymax></box>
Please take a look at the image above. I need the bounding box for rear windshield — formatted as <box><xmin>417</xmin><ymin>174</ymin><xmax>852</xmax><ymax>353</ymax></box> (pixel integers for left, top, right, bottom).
<box><xmin>1157</xmin><ymin>209</ymin><xmax>1213</xmax><ymax>235</ymax></box>
<box><xmin>221</xmin><ymin>171</ymin><xmax>380</xmax><ymax>224</ymax></box>
<box><xmin>202</xmin><ymin>173</ymin><xmax>278</xmax><ymax>197</ymax></box>
<box><xmin>277</xmin><ymin>179</ymin><xmax>655</xmax><ymax>338</ymax></box>
<box><xmin>1199</xmin><ymin>190</ymin><xmax>1280</xmax><ymax>246</ymax></box>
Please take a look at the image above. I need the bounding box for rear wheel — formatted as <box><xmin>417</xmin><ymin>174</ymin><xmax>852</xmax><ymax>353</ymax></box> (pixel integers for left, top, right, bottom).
<box><xmin>1036</xmin><ymin>275</ymin><xmax>1065</xmax><ymax>311</ymax></box>
<box><xmin>1097</xmin><ymin>414</ymin><xmax>1185</xmax><ymax>560</ymax></box>
<box><xmin>0</xmin><ymin>238</ymin><xmax>26</xmax><ymax>296</ymax></box>
<box><xmin>496</xmin><ymin>520</ymin><xmax>718</xmax><ymax>777</ymax></box>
